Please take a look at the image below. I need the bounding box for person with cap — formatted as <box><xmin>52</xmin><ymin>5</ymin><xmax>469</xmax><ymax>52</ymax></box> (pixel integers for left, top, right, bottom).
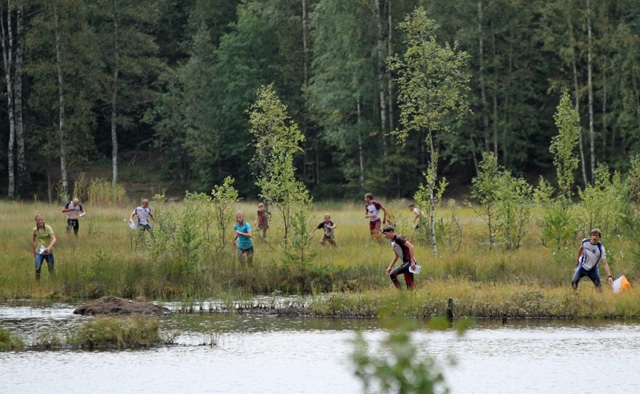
<box><xmin>382</xmin><ymin>224</ymin><xmax>416</xmax><ymax>289</ymax></box>
<box><xmin>572</xmin><ymin>228</ymin><xmax>613</xmax><ymax>291</ymax></box>
<box><xmin>62</xmin><ymin>198</ymin><xmax>84</xmax><ymax>236</ymax></box>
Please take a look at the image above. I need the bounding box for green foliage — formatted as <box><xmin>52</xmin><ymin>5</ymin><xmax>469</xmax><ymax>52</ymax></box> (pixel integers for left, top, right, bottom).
<box><xmin>281</xmin><ymin>209</ymin><xmax>318</xmax><ymax>267</ymax></box>
<box><xmin>471</xmin><ymin>152</ymin><xmax>532</xmax><ymax>250</ymax></box>
<box><xmin>388</xmin><ymin>7</ymin><xmax>470</xmax><ymax>142</ymax></box>
<box><xmin>413</xmin><ymin>169</ymin><xmax>448</xmax><ymax>252</ymax></box>
<box><xmin>87</xmin><ymin>0</ymin><xmax>162</xmax><ymax>184</ymax></box>
<box><xmin>628</xmin><ymin>155</ymin><xmax>640</xmax><ymax>204</ymax></box>
<box><xmin>151</xmin><ymin>192</ymin><xmax>218</xmax><ymax>278</ymax></box>
<box><xmin>535</xmin><ymin>171</ymin><xmax>577</xmax><ymax>251</ymax></box>
<box><xmin>533</xmin><ymin>176</ymin><xmax>554</xmax><ymax>206</ymax></box>
<box><xmin>351</xmin><ymin>329</ymin><xmax>449</xmax><ymax>394</ymax></box>
<box><xmin>469</xmin><ymin>152</ymin><xmax>501</xmax><ymax>249</ymax></box>
<box><xmin>249</xmin><ymin>84</ymin><xmax>310</xmax><ymax>246</ymax></box>
<box><xmin>388</xmin><ymin>6</ymin><xmax>469</xmax><ymax>258</ymax></box>
<box><xmin>0</xmin><ymin>327</ymin><xmax>25</xmax><ymax>351</ymax></box>
<box><xmin>494</xmin><ymin>172</ymin><xmax>533</xmax><ymax>250</ymax></box>
<box><xmin>540</xmin><ymin>201</ymin><xmax>578</xmax><ymax>250</ymax></box>
<box><xmin>577</xmin><ymin>164</ymin><xmax>631</xmax><ymax>235</ymax></box>
<box><xmin>211</xmin><ymin>176</ymin><xmax>239</xmax><ymax>250</ymax></box>
<box><xmin>551</xmin><ymin>91</ymin><xmax>580</xmax><ymax>202</ymax></box>
<box><xmin>435</xmin><ymin>199</ymin><xmax>462</xmax><ymax>255</ymax></box>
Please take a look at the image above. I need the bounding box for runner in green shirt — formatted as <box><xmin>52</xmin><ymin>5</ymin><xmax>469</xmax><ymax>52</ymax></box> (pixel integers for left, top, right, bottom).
<box><xmin>32</xmin><ymin>214</ymin><xmax>57</xmax><ymax>280</ymax></box>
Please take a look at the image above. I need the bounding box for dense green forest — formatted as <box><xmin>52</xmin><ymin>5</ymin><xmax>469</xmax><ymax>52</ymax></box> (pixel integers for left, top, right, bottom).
<box><xmin>1</xmin><ymin>0</ymin><xmax>639</xmax><ymax>200</ymax></box>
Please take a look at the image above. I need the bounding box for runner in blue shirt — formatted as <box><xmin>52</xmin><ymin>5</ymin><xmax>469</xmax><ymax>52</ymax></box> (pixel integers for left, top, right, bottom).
<box><xmin>233</xmin><ymin>211</ymin><xmax>253</xmax><ymax>263</ymax></box>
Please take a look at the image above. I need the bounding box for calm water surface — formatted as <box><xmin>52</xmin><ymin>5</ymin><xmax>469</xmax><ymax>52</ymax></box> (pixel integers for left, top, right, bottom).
<box><xmin>2</xmin><ymin>300</ymin><xmax>640</xmax><ymax>394</ymax></box>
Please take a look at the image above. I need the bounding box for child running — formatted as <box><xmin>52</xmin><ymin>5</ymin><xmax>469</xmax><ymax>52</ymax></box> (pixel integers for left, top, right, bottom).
<box><xmin>254</xmin><ymin>202</ymin><xmax>269</xmax><ymax>242</ymax></box>
<box><xmin>309</xmin><ymin>213</ymin><xmax>337</xmax><ymax>247</ymax></box>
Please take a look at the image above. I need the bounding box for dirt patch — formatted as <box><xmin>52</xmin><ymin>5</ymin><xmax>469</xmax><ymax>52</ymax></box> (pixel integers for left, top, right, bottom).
<box><xmin>73</xmin><ymin>296</ymin><xmax>171</xmax><ymax>316</ymax></box>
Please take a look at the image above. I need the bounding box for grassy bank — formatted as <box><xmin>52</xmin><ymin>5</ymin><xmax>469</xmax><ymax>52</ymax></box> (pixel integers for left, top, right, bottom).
<box><xmin>2</xmin><ymin>200</ymin><xmax>639</xmax><ymax>318</ymax></box>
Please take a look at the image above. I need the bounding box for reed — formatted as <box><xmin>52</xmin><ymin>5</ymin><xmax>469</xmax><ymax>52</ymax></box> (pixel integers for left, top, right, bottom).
<box><xmin>3</xmin><ymin>200</ymin><xmax>640</xmax><ymax>318</ymax></box>
<box><xmin>0</xmin><ymin>327</ymin><xmax>25</xmax><ymax>351</ymax></box>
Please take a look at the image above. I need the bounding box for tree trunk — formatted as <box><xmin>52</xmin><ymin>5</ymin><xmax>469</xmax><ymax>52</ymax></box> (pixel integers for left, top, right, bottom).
<box><xmin>111</xmin><ymin>0</ymin><xmax>119</xmax><ymax>186</ymax></box>
<box><xmin>566</xmin><ymin>16</ymin><xmax>588</xmax><ymax>187</ymax></box>
<box><xmin>427</xmin><ymin>130</ymin><xmax>438</xmax><ymax>259</ymax></box>
<box><xmin>587</xmin><ymin>0</ymin><xmax>595</xmax><ymax>183</ymax></box>
<box><xmin>357</xmin><ymin>98</ymin><xmax>364</xmax><ymax>189</ymax></box>
<box><xmin>302</xmin><ymin>0</ymin><xmax>308</xmax><ymax>91</ymax></box>
<box><xmin>54</xmin><ymin>8</ymin><xmax>68</xmax><ymax>202</ymax></box>
<box><xmin>1</xmin><ymin>0</ymin><xmax>15</xmax><ymax>198</ymax></box>
<box><xmin>375</xmin><ymin>0</ymin><xmax>387</xmax><ymax>156</ymax></box>
<box><xmin>387</xmin><ymin>0</ymin><xmax>393</xmax><ymax>133</ymax></box>
<box><xmin>301</xmin><ymin>0</ymin><xmax>318</xmax><ymax>185</ymax></box>
<box><xmin>15</xmin><ymin>4</ymin><xmax>26</xmax><ymax>195</ymax></box>
<box><xmin>477</xmin><ymin>0</ymin><xmax>490</xmax><ymax>152</ymax></box>
<box><xmin>491</xmin><ymin>24</ymin><xmax>498</xmax><ymax>154</ymax></box>
<box><xmin>572</xmin><ymin>60</ymin><xmax>588</xmax><ymax>187</ymax></box>
<box><xmin>602</xmin><ymin>68</ymin><xmax>608</xmax><ymax>152</ymax></box>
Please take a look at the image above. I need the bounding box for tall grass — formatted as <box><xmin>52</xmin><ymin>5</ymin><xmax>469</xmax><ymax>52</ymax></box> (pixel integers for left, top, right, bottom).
<box><xmin>3</xmin><ymin>200</ymin><xmax>640</xmax><ymax>317</ymax></box>
<box><xmin>87</xmin><ymin>178</ymin><xmax>128</xmax><ymax>207</ymax></box>
<box><xmin>0</xmin><ymin>327</ymin><xmax>25</xmax><ymax>351</ymax></box>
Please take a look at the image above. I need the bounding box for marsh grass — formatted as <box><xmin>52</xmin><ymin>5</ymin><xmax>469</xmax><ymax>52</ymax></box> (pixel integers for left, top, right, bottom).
<box><xmin>0</xmin><ymin>326</ymin><xmax>25</xmax><ymax>351</ymax></box>
<box><xmin>3</xmin><ymin>201</ymin><xmax>640</xmax><ymax>318</ymax></box>
<box><xmin>65</xmin><ymin>315</ymin><xmax>167</xmax><ymax>349</ymax></box>
<box><xmin>22</xmin><ymin>315</ymin><xmax>171</xmax><ymax>350</ymax></box>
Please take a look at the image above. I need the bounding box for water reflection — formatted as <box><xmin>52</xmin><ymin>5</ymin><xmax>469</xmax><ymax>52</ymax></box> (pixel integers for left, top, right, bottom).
<box><xmin>2</xmin><ymin>300</ymin><xmax>640</xmax><ymax>393</ymax></box>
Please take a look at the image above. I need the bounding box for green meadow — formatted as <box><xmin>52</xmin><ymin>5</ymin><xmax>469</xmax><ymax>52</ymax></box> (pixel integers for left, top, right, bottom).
<box><xmin>2</xmin><ymin>199</ymin><xmax>640</xmax><ymax>319</ymax></box>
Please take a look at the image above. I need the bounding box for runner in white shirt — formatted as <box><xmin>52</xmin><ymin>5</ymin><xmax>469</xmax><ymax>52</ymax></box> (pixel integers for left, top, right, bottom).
<box><xmin>129</xmin><ymin>199</ymin><xmax>157</xmax><ymax>237</ymax></box>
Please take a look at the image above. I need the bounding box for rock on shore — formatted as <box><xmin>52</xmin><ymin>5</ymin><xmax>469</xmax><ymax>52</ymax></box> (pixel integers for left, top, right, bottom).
<box><xmin>73</xmin><ymin>296</ymin><xmax>171</xmax><ymax>316</ymax></box>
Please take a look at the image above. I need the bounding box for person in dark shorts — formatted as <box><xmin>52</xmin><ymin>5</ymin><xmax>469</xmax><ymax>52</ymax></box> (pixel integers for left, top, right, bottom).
<box><xmin>234</xmin><ymin>211</ymin><xmax>254</xmax><ymax>263</ymax></box>
<box><xmin>129</xmin><ymin>199</ymin><xmax>157</xmax><ymax>237</ymax></box>
<box><xmin>382</xmin><ymin>225</ymin><xmax>416</xmax><ymax>289</ymax></box>
<box><xmin>572</xmin><ymin>228</ymin><xmax>613</xmax><ymax>291</ymax></box>
<box><xmin>310</xmin><ymin>213</ymin><xmax>337</xmax><ymax>247</ymax></box>
<box><xmin>62</xmin><ymin>198</ymin><xmax>84</xmax><ymax>236</ymax></box>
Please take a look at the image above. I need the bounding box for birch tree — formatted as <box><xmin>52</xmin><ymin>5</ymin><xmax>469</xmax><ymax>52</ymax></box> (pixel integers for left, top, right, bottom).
<box><xmin>27</xmin><ymin>0</ymin><xmax>100</xmax><ymax>201</ymax></box>
<box><xmin>88</xmin><ymin>0</ymin><xmax>160</xmax><ymax>186</ymax></box>
<box><xmin>388</xmin><ymin>7</ymin><xmax>470</xmax><ymax>258</ymax></box>
<box><xmin>249</xmin><ymin>84</ymin><xmax>310</xmax><ymax>246</ymax></box>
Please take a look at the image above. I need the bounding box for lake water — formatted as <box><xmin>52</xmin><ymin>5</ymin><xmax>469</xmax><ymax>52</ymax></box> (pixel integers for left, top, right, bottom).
<box><xmin>2</xmin><ymin>300</ymin><xmax>640</xmax><ymax>394</ymax></box>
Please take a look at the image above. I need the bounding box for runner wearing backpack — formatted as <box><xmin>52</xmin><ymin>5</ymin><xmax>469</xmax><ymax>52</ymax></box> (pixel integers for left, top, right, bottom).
<box><xmin>572</xmin><ymin>228</ymin><xmax>613</xmax><ymax>291</ymax></box>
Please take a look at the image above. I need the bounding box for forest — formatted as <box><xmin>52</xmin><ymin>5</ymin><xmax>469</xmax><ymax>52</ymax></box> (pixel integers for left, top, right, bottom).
<box><xmin>1</xmin><ymin>0</ymin><xmax>639</xmax><ymax>201</ymax></box>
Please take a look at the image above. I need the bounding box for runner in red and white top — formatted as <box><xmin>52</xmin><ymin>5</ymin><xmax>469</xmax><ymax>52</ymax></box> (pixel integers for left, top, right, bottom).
<box><xmin>382</xmin><ymin>225</ymin><xmax>416</xmax><ymax>289</ymax></box>
<box><xmin>364</xmin><ymin>192</ymin><xmax>389</xmax><ymax>241</ymax></box>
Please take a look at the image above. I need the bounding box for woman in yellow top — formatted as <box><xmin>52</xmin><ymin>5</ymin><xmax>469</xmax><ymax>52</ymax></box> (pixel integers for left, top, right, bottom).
<box><xmin>32</xmin><ymin>214</ymin><xmax>57</xmax><ymax>280</ymax></box>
